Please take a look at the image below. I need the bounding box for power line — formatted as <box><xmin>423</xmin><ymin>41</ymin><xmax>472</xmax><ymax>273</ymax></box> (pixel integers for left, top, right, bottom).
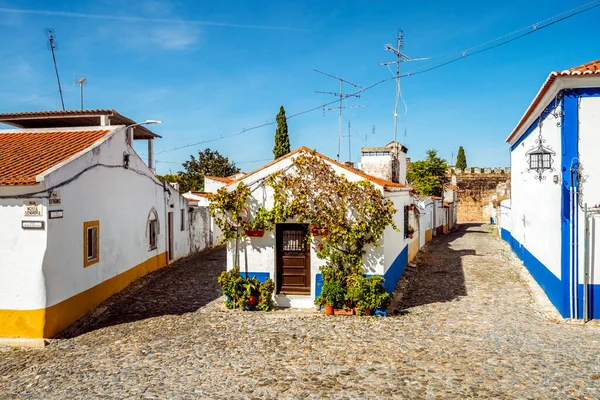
<box><xmin>154</xmin><ymin>0</ymin><xmax>600</xmax><ymax>156</ymax></box>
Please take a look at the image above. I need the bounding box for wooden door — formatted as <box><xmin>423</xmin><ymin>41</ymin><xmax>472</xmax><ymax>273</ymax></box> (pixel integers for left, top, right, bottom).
<box><xmin>276</xmin><ymin>224</ymin><xmax>310</xmax><ymax>294</ymax></box>
<box><xmin>168</xmin><ymin>212</ymin><xmax>174</xmax><ymax>261</ymax></box>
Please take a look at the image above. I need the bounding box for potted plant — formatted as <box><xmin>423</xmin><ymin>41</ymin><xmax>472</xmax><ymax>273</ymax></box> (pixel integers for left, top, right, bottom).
<box><xmin>407</xmin><ymin>226</ymin><xmax>415</xmax><ymax>239</ymax></box>
<box><xmin>408</xmin><ymin>204</ymin><xmax>415</xmax><ymax>211</ymax></box>
<box><xmin>315</xmin><ymin>279</ymin><xmax>346</xmax><ymax>315</ymax></box>
<box><xmin>345</xmin><ymin>274</ymin><xmax>365</xmax><ymax>314</ymax></box>
<box><xmin>256</xmin><ymin>278</ymin><xmax>275</xmax><ymax>311</ymax></box>
<box><xmin>218</xmin><ymin>266</ymin><xmax>244</xmax><ymax>309</ymax></box>
<box><xmin>244</xmin><ymin>277</ymin><xmax>261</xmax><ymax>307</ymax></box>
<box><xmin>362</xmin><ymin>275</ymin><xmax>391</xmax><ymax>314</ymax></box>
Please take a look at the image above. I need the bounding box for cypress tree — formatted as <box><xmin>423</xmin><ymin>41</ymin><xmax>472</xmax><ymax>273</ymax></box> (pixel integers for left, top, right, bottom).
<box><xmin>456</xmin><ymin>146</ymin><xmax>467</xmax><ymax>170</ymax></box>
<box><xmin>273</xmin><ymin>106</ymin><xmax>291</xmax><ymax>159</ymax></box>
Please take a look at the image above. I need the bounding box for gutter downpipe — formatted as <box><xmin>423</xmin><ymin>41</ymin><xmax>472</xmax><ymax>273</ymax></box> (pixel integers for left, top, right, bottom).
<box><xmin>570</xmin><ymin>159</ymin><xmax>579</xmax><ymax>319</ymax></box>
<box><xmin>583</xmin><ymin>203</ymin><xmax>590</xmax><ymax>323</ymax></box>
<box><xmin>570</xmin><ymin>183</ymin><xmax>574</xmax><ymax>318</ymax></box>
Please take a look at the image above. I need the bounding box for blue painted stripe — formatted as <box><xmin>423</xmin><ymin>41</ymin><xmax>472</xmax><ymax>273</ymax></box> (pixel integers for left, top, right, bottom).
<box><xmin>573</xmin><ymin>87</ymin><xmax>600</xmax><ymax>98</ymax></box>
<box><xmin>241</xmin><ymin>271</ymin><xmax>270</xmax><ymax>283</ymax></box>
<box><xmin>561</xmin><ymin>91</ymin><xmax>579</xmax><ymax>318</ymax></box>
<box><xmin>501</xmin><ymin>228</ymin><xmax>567</xmax><ymax>317</ymax></box>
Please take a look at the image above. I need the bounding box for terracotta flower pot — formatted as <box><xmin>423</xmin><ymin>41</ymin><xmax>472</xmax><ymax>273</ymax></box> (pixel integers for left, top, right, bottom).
<box><xmin>248</xmin><ymin>295</ymin><xmax>258</xmax><ymax>307</ymax></box>
<box><xmin>244</xmin><ymin>229</ymin><xmax>265</xmax><ymax>237</ymax></box>
<box><xmin>408</xmin><ymin>233</ymin><xmax>414</xmax><ymax>239</ymax></box>
<box><xmin>334</xmin><ymin>308</ymin><xmax>354</xmax><ymax>316</ymax></box>
<box><xmin>364</xmin><ymin>308</ymin><xmax>371</xmax><ymax>316</ymax></box>
<box><xmin>324</xmin><ymin>305</ymin><xmax>334</xmax><ymax>315</ymax></box>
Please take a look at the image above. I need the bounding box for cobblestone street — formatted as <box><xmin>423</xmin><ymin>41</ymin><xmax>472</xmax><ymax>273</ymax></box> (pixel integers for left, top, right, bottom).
<box><xmin>1</xmin><ymin>224</ymin><xmax>600</xmax><ymax>399</ymax></box>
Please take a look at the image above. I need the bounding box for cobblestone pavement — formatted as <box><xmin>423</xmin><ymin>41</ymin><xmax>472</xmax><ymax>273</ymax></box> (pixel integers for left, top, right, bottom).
<box><xmin>2</xmin><ymin>224</ymin><xmax>600</xmax><ymax>399</ymax></box>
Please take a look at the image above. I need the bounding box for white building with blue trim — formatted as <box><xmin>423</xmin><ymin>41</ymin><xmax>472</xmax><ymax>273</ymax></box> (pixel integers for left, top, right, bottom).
<box><xmin>502</xmin><ymin>60</ymin><xmax>600</xmax><ymax>320</ymax></box>
<box><xmin>210</xmin><ymin>146</ymin><xmax>414</xmax><ymax>308</ymax></box>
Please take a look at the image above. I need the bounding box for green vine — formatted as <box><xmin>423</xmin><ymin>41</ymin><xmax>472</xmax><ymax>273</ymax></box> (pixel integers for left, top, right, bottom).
<box><xmin>209</xmin><ymin>150</ymin><xmax>398</xmax><ymax>310</ymax></box>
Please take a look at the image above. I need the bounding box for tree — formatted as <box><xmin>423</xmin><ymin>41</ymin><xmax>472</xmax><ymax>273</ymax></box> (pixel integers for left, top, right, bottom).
<box><xmin>456</xmin><ymin>146</ymin><xmax>467</xmax><ymax>170</ymax></box>
<box><xmin>176</xmin><ymin>149</ymin><xmax>240</xmax><ymax>193</ymax></box>
<box><xmin>273</xmin><ymin>106</ymin><xmax>291</xmax><ymax>159</ymax></box>
<box><xmin>407</xmin><ymin>149</ymin><xmax>448</xmax><ymax>197</ymax></box>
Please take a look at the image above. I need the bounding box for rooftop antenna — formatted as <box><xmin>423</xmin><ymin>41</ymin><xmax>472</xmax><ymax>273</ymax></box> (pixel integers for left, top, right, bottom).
<box><xmin>77</xmin><ymin>77</ymin><xmax>87</xmax><ymax>110</ymax></box>
<box><xmin>380</xmin><ymin>30</ymin><xmax>427</xmax><ymax>144</ymax></box>
<box><xmin>46</xmin><ymin>29</ymin><xmax>65</xmax><ymax>111</ymax></box>
<box><xmin>314</xmin><ymin>69</ymin><xmax>365</xmax><ymax>162</ymax></box>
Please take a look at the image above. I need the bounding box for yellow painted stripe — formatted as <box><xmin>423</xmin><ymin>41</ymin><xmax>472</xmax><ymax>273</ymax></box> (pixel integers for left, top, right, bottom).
<box><xmin>425</xmin><ymin>229</ymin><xmax>432</xmax><ymax>243</ymax></box>
<box><xmin>0</xmin><ymin>252</ymin><xmax>167</xmax><ymax>339</ymax></box>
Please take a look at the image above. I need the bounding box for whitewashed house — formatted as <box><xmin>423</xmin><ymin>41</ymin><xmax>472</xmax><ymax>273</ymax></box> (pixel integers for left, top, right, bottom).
<box><xmin>220</xmin><ymin>147</ymin><xmax>413</xmax><ymax>308</ymax></box>
<box><xmin>502</xmin><ymin>59</ymin><xmax>600</xmax><ymax>320</ymax></box>
<box><xmin>0</xmin><ymin>110</ymin><xmax>191</xmax><ymax>345</ymax></box>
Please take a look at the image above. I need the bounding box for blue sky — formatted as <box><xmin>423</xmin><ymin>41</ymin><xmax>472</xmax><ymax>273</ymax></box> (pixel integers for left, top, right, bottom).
<box><xmin>0</xmin><ymin>0</ymin><xmax>598</xmax><ymax>174</ymax></box>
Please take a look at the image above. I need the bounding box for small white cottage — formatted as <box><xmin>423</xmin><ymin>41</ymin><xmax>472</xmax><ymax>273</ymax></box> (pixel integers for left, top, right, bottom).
<box><xmin>0</xmin><ymin>110</ymin><xmax>191</xmax><ymax>345</ymax></box>
<box><xmin>214</xmin><ymin>147</ymin><xmax>413</xmax><ymax>308</ymax></box>
<box><xmin>502</xmin><ymin>59</ymin><xmax>600</xmax><ymax>320</ymax></box>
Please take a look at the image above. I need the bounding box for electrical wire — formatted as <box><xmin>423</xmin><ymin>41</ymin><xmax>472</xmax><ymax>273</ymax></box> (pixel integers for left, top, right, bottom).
<box><xmin>150</xmin><ymin>0</ymin><xmax>599</xmax><ymax>159</ymax></box>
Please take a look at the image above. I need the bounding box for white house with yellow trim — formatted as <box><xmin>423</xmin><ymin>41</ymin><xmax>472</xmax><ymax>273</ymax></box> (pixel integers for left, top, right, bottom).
<box><xmin>0</xmin><ymin>110</ymin><xmax>191</xmax><ymax>346</ymax></box>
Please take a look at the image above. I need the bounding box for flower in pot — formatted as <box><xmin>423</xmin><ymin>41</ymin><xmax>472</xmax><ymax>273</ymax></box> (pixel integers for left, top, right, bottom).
<box><xmin>407</xmin><ymin>225</ymin><xmax>415</xmax><ymax>239</ymax></box>
<box><xmin>244</xmin><ymin>277</ymin><xmax>261</xmax><ymax>308</ymax></box>
<box><xmin>315</xmin><ymin>279</ymin><xmax>346</xmax><ymax>315</ymax></box>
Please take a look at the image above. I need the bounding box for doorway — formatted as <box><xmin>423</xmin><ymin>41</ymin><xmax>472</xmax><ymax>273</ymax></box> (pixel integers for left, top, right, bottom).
<box><xmin>168</xmin><ymin>211</ymin><xmax>174</xmax><ymax>261</ymax></box>
<box><xmin>276</xmin><ymin>224</ymin><xmax>311</xmax><ymax>295</ymax></box>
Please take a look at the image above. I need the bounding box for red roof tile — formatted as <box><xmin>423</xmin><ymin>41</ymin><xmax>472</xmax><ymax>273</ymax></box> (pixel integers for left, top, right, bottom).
<box><xmin>226</xmin><ymin>147</ymin><xmax>411</xmax><ymax>191</ymax></box>
<box><xmin>205</xmin><ymin>176</ymin><xmax>234</xmax><ymax>183</ymax></box>
<box><xmin>0</xmin><ymin>129</ymin><xmax>110</xmax><ymax>186</ymax></box>
<box><xmin>507</xmin><ymin>60</ymin><xmax>600</xmax><ymax>143</ymax></box>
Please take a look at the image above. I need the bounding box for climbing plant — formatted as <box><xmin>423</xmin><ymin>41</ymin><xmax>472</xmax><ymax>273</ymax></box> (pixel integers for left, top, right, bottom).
<box><xmin>207</xmin><ymin>183</ymin><xmax>251</xmax><ymax>242</ymax></box>
<box><xmin>208</xmin><ymin>150</ymin><xmax>398</xmax><ymax>309</ymax></box>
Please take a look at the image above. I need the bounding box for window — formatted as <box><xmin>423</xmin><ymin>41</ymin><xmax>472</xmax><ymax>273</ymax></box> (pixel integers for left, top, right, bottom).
<box><xmin>282</xmin><ymin>230</ymin><xmax>305</xmax><ymax>252</ymax></box>
<box><xmin>529</xmin><ymin>152</ymin><xmax>552</xmax><ymax>170</ymax></box>
<box><xmin>83</xmin><ymin>220</ymin><xmax>100</xmax><ymax>267</ymax></box>
<box><xmin>147</xmin><ymin>208</ymin><xmax>160</xmax><ymax>251</ymax></box>
<box><xmin>149</xmin><ymin>219</ymin><xmax>158</xmax><ymax>250</ymax></box>
<box><xmin>180</xmin><ymin>209</ymin><xmax>185</xmax><ymax>231</ymax></box>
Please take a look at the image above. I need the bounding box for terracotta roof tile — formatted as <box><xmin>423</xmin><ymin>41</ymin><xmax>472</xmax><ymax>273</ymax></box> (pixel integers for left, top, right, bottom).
<box><xmin>205</xmin><ymin>176</ymin><xmax>234</xmax><ymax>183</ymax></box>
<box><xmin>226</xmin><ymin>147</ymin><xmax>411</xmax><ymax>191</ymax></box>
<box><xmin>0</xmin><ymin>129</ymin><xmax>110</xmax><ymax>186</ymax></box>
<box><xmin>507</xmin><ymin>59</ymin><xmax>600</xmax><ymax>143</ymax></box>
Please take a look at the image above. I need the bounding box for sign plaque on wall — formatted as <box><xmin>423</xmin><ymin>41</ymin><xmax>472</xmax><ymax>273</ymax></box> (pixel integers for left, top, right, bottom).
<box><xmin>22</xmin><ymin>221</ymin><xmax>44</xmax><ymax>230</ymax></box>
<box><xmin>49</xmin><ymin>210</ymin><xmax>64</xmax><ymax>219</ymax></box>
<box><xmin>49</xmin><ymin>190</ymin><xmax>61</xmax><ymax>205</ymax></box>
<box><xmin>23</xmin><ymin>201</ymin><xmax>43</xmax><ymax>217</ymax></box>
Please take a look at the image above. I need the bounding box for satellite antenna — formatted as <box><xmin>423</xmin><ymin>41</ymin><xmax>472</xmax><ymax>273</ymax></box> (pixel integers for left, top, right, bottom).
<box><xmin>314</xmin><ymin>69</ymin><xmax>365</xmax><ymax>162</ymax></box>
<box><xmin>46</xmin><ymin>29</ymin><xmax>65</xmax><ymax>111</ymax></box>
<box><xmin>76</xmin><ymin>77</ymin><xmax>87</xmax><ymax>110</ymax></box>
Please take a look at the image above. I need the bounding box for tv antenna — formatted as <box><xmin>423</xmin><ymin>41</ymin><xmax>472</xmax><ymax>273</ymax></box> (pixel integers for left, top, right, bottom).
<box><xmin>76</xmin><ymin>77</ymin><xmax>87</xmax><ymax>110</ymax></box>
<box><xmin>314</xmin><ymin>69</ymin><xmax>365</xmax><ymax>162</ymax></box>
<box><xmin>46</xmin><ymin>29</ymin><xmax>65</xmax><ymax>111</ymax></box>
<box><xmin>379</xmin><ymin>30</ymin><xmax>427</xmax><ymax>143</ymax></box>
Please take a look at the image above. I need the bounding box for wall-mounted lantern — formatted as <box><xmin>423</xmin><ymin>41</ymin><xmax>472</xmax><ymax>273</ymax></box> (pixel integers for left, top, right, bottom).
<box><xmin>526</xmin><ymin>124</ymin><xmax>555</xmax><ymax>182</ymax></box>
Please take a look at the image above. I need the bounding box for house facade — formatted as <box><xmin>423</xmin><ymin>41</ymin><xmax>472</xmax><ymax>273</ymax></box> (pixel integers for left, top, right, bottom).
<box><xmin>212</xmin><ymin>147</ymin><xmax>413</xmax><ymax>308</ymax></box>
<box><xmin>0</xmin><ymin>110</ymin><xmax>191</xmax><ymax>344</ymax></box>
<box><xmin>502</xmin><ymin>60</ymin><xmax>600</xmax><ymax>320</ymax></box>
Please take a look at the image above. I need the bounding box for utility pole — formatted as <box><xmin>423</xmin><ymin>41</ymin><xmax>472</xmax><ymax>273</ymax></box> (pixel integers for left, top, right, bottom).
<box><xmin>46</xmin><ymin>29</ymin><xmax>65</xmax><ymax>111</ymax></box>
<box><xmin>314</xmin><ymin>69</ymin><xmax>364</xmax><ymax>162</ymax></box>
<box><xmin>380</xmin><ymin>30</ymin><xmax>427</xmax><ymax>143</ymax></box>
<box><xmin>348</xmin><ymin>121</ymin><xmax>351</xmax><ymax>163</ymax></box>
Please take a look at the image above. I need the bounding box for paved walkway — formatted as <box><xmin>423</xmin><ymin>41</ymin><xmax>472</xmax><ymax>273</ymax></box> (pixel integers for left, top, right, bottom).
<box><xmin>1</xmin><ymin>224</ymin><xmax>600</xmax><ymax>399</ymax></box>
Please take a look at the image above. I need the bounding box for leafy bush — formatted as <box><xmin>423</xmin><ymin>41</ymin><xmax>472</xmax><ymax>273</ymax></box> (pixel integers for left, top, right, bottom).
<box><xmin>256</xmin><ymin>278</ymin><xmax>275</xmax><ymax>311</ymax></box>
<box><xmin>315</xmin><ymin>280</ymin><xmax>346</xmax><ymax>308</ymax></box>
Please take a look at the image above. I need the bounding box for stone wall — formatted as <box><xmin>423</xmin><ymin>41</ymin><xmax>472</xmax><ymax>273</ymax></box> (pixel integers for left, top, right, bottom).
<box><xmin>455</xmin><ymin>173</ymin><xmax>510</xmax><ymax>222</ymax></box>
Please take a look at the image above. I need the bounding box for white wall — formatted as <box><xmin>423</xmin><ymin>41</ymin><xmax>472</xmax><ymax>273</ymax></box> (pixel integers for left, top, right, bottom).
<box><xmin>204</xmin><ymin>177</ymin><xmax>228</xmax><ymax>194</ymax></box>
<box><xmin>223</xmin><ymin>151</ymin><xmax>412</xmax><ymax>305</ymax></box>
<box><xmin>510</xmin><ymin>106</ymin><xmax>563</xmax><ymax>279</ymax></box>
<box><xmin>0</xmin><ymin>197</ymin><xmax>48</xmax><ymax>310</ymax></box>
<box><xmin>189</xmin><ymin>206</ymin><xmax>211</xmax><ymax>252</ymax></box>
<box><xmin>577</xmin><ymin>96</ymin><xmax>600</xmax><ymax>285</ymax></box>
<box><xmin>417</xmin><ymin>198</ymin><xmax>433</xmax><ymax>248</ymax></box>
<box><xmin>499</xmin><ymin>199</ymin><xmax>512</xmax><ymax>234</ymax></box>
<box><xmin>40</xmin><ymin>127</ymin><xmax>190</xmax><ymax>307</ymax></box>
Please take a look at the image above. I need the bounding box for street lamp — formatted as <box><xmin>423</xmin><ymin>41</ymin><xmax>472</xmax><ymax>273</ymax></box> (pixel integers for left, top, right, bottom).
<box><xmin>126</xmin><ymin>119</ymin><xmax>163</xmax><ymax>171</ymax></box>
